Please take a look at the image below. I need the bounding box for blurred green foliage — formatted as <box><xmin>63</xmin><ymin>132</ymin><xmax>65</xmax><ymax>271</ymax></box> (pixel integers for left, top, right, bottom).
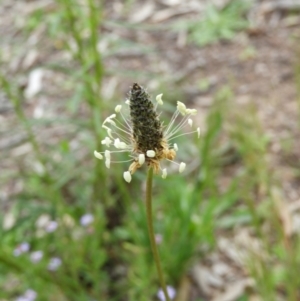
<box><xmin>173</xmin><ymin>0</ymin><xmax>250</xmax><ymax>46</ymax></box>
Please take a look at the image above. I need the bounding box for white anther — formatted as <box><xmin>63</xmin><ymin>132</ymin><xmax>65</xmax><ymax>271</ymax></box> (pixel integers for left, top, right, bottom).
<box><xmin>115</xmin><ymin>105</ymin><xmax>122</xmax><ymax>113</ymax></box>
<box><xmin>125</xmin><ymin>99</ymin><xmax>130</xmax><ymax>105</ymax></box>
<box><xmin>162</xmin><ymin>168</ymin><xmax>167</xmax><ymax>179</ymax></box>
<box><xmin>105</xmin><ymin>150</ymin><xmax>111</xmax><ymax>159</ymax></box>
<box><xmin>103</xmin><ymin>114</ymin><xmax>116</xmax><ymax>126</ymax></box>
<box><xmin>94</xmin><ymin>151</ymin><xmax>103</xmax><ymax>160</ymax></box>
<box><xmin>177</xmin><ymin>101</ymin><xmax>187</xmax><ymax>116</ymax></box>
<box><xmin>123</xmin><ymin>171</ymin><xmax>132</xmax><ymax>183</ymax></box>
<box><xmin>114</xmin><ymin>138</ymin><xmax>120</xmax><ymax>149</ymax></box>
<box><xmin>106</xmin><ymin>119</ymin><xmax>116</xmax><ymax>126</ymax></box>
<box><xmin>105</xmin><ymin>159</ymin><xmax>110</xmax><ymax>169</ymax></box>
<box><xmin>107</xmin><ymin>128</ymin><xmax>113</xmax><ymax>138</ymax></box>
<box><xmin>138</xmin><ymin>154</ymin><xmax>145</xmax><ymax>165</ymax></box>
<box><xmin>179</xmin><ymin>162</ymin><xmax>186</xmax><ymax>173</ymax></box>
<box><xmin>101</xmin><ymin>137</ymin><xmax>112</xmax><ymax>147</ymax></box>
<box><xmin>119</xmin><ymin>142</ymin><xmax>127</xmax><ymax>149</ymax></box>
<box><xmin>103</xmin><ymin>115</ymin><xmax>114</xmax><ymax>125</ymax></box>
<box><xmin>156</xmin><ymin>94</ymin><xmax>163</xmax><ymax>105</ymax></box>
<box><xmin>188</xmin><ymin>119</ymin><xmax>193</xmax><ymax>127</ymax></box>
<box><xmin>102</xmin><ymin>126</ymin><xmax>113</xmax><ymax>139</ymax></box>
<box><xmin>186</xmin><ymin>108</ymin><xmax>197</xmax><ymax>115</ymax></box>
<box><xmin>146</xmin><ymin>150</ymin><xmax>156</xmax><ymax>158</ymax></box>
<box><xmin>174</xmin><ymin>143</ymin><xmax>178</xmax><ymax>151</ymax></box>
<box><xmin>197</xmin><ymin>127</ymin><xmax>200</xmax><ymax>138</ymax></box>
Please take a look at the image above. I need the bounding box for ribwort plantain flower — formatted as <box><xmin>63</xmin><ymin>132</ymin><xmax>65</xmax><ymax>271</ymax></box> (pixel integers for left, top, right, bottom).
<box><xmin>94</xmin><ymin>83</ymin><xmax>200</xmax><ymax>183</ymax></box>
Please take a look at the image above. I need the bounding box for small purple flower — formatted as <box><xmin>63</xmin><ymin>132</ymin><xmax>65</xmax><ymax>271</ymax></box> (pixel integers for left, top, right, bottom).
<box><xmin>48</xmin><ymin>257</ymin><xmax>62</xmax><ymax>271</ymax></box>
<box><xmin>80</xmin><ymin>213</ymin><xmax>94</xmax><ymax>227</ymax></box>
<box><xmin>30</xmin><ymin>251</ymin><xmax>43</xmax><ymax>263</ymax></box>
<box><xmin>15</xmin><ymin>289</ymin><xmax>37</xmax><ymax>301</ymax></box>
<box><xmin>157</xmin><ymin>285</ymin><xmax>176</xmax><ymax>301</ymax></box>
<box><xmin>15</xmin><ymin>297</ymin><xmax>28</xmax><ymax>301</ymax></box>
<box><xmin>45</xmin><ymin>221</ymin><xmax>58</xmax><ymax>233</ymax></box>
<box><xmin>155</xmin><ymin>233</ymin><xmax>163</xmax><ymax>244</ymax></box>
<box><xmin>24</xmin><ymin>289</ymin><xmax>37</xmax><ymax>301</ymax></box>
<box><xmin>13</xmin><ymin>249</ymin><xmax>22</xmax><ymax>257</ymax></box>
<box><xmin>13</xmin><ymin>242</ymin><xmax>30</xmax><ymax>257</ymax></box>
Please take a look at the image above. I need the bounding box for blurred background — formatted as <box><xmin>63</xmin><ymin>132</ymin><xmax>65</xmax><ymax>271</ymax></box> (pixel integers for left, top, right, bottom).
<box><xmin>1</xmin><ymin>0</ymin><xmax>300</xmax><ymax>300</ymax></box>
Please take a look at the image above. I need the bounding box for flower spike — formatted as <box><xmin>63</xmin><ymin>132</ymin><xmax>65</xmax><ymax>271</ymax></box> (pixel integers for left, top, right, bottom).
<box><xmin>94</xmin><ymin>83</ymin><xmax>200</xmax><ymax>182</ymax></box>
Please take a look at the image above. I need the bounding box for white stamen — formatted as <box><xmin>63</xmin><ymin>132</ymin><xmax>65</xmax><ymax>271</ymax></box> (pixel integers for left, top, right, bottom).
<box><xmin>174</xmin><ymin>143</ymin><xmax>178</xmax><ymax>151</ymax></box>
<box><xmin>186</xmin><ymin>108</ymin><xmax>197</xmax><ymax>115</ymax></box>
<box><xmin>164</xmin><ymin>110</ymin><xmax>180</xmax><ymax>136</ymax></box>
<box><xmin>156</xmin><ymin>94</ymin><xmax>163</xmax><ymax>105</ymax></box>
<box><xmin>197</xmin><ymin>127</ymin><xmax>200</xmax><ymax>138</ymax></box>
<box><xmin>115</xmin><ymin>138</ymin><xmax>121</xmax><ymax>146</ymax></box>
<box><xmin>105</xmin><ymin>159</ymin><xmax>110</xmax><ymax>169</ymax></box>
<box><xmin>114</xmin><ymin>138</ymin><xmax>121</xmax><ymax>148</ymax></box>
<box><xmin>119</xmin><ymin>142</ymin><xmax>128</xmax><ymax>149</ymax></box>
<box><xmin>103</xmin><ymin>114</ymin><xmax>116</xmax><ymax>125</ymax></box>
<box><xmin>115</xmin><ymin>105</ymin><xmax>122</xmax><ymax>113</ymax></box>
<box><xmin>105</xmin><ymin>150</ymin><xmax>111</xmax><ymax>159</ymax></box>
<box><xmin>123</xmin><ymin>171</ymin><xmax>132</xmax><ymax>183</ymax></box>
<box><xmin>94</xmin><ymin>150</ymin><xmax>103</xmax><ymax>160</ymax></box>
<box><xmin>162</xmin><ymin>168</ymin><xmax>167</xmax><ymax>179</ymax></box>
<box><xmin>177</xmin><ymin>101</ymin><xmax>187</xmax><ymax>116</ymax></box>
<box><xmin>165</xmin><ymin>114</ymin><xmax>188</xmax><ymax>139</ymax></box>
<box><xmin>101</xmin><ymin>137</ymin><xmax>112</xmax><ymax>147</ymax></box>
<box><xmin>106</xmin><ymin>128</ymin><xmax>113</xmax><ymax>138</ymax></box>
<box><xmin>109</xmin><ymin>121</ymin><xmax>131</xmax><ymax>138</ymax></box>
<box><xmin>146</xmin><ymin>150</ymin><xmax>156</xmax><ymax>158</ymax></box>
<box><xmin>119</xmin><ymin>110</ymin><xmax>133</xmax><ymax>132</ymax></box>
<box><xmin>102</xmin><ymin>125</ymin><xmax>113</xmax><ymax>137</ymax></box>
<box><xmin>179</xmin><ymin>162</ymin><xmax>186</xmax><ymax>173</ymax></box>
<box><xmin>167</xmin><ymin>129</ymin><xmax>200</xmax><ymax>141</ymax></box>
<box><xmin>138</xmin><ymin>154</ymin><xmax>145</xmax><ymax>165</ymax></box>
<box><xmin>125</xmin><ymin>99</ymin><xmax>130</xmax><ymax>105</ymax></box>
<box><xmin>188</xmin><ymin>119</ymin><xmax>193</xmax><ymax>127</ymax></box>
<box><xmin>106</xmin><ymin>119</ymin><xmax>116</xmax><ymax>126</ymax></box>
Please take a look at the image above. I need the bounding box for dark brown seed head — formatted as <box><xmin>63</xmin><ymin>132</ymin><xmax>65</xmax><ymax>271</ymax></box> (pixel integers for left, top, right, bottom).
<box><xmin>129</xmin><ymin>83</ymin><xmax>163</xmax><ymax>154</ymax></box>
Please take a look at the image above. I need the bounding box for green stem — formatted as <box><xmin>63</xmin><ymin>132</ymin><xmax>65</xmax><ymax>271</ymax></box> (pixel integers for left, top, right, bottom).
<box><xmin>59</xmin><ymin>0</ymin><xmax>107</xmax><ymax>203</ymax></box>
<box><xmin>145</xmin><ymin>168</ymin><xmax>170</xmax><ymax>301</ymax></box>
